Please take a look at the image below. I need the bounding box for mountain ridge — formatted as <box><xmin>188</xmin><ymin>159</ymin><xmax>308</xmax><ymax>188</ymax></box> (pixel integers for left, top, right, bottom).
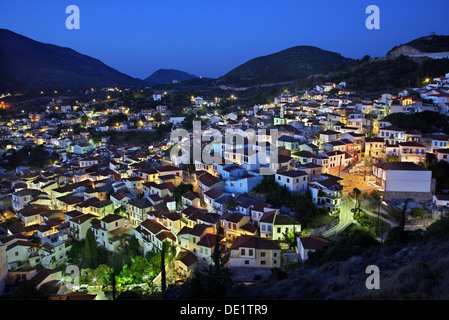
<box><xmin>0</xmin><ymin>28</ymin><xmax>144</xmax><ymax>92</ymax></box>
<box><xmin>143</xmin><ymin>68</ymin><xmax>198</xmax><ymax>86</ymax></box>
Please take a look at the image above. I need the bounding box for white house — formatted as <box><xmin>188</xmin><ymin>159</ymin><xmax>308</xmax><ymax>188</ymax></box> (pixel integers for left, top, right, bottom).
<box><xmin>72</xmin><ymin>143</ymin><xmax>94</xmax><ymax>155</ymax></box>
<box><xmin>433</xmin><ymin>194</ymin><xmax>449</xmax><ymax>207</ymax></box>
<box><xmin>229</xmin><ymin>235</ymin><xmax>281</xmax><ymax>268</ymax></box>
<box><xmin>95</xmin><ymin>214</ymin><xmax>129</xmax><ymax>252</ymax></box>
<box><xmin>297</xmin><ymin>234</ymin><xmax>329</xmax><ymax>261</ymax></box>
<box><xmin>274</xmin><ymin>170</ymin><xmax>308</xmax><ymax>192</ymax></box>
<box><xmin>373</xmin><ymin>162</ymin><xmax>433</xmax><ymax>200</ymax></box>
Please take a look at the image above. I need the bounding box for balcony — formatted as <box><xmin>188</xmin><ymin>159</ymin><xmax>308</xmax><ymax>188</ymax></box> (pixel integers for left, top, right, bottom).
<box><xmin>319</xmin><ymin>191</ymin><xmax>342</xmax><ymax>199</ymax></box>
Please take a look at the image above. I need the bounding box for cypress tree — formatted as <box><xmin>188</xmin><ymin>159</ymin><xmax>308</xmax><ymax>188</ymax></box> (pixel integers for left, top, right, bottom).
<box><xmin>213</xmin><ymin>234</ymin><xmax>221</xmax><ymax>269</ymax></box>
<box><xmin>85</xmin><ymin>229</ymin><xmax>98</xmax><ymax>269</ymax></box>
<box><xmin>160</xmin><ymin>242</ymin><xmax>166</xmax><ymax>292</ymax></box>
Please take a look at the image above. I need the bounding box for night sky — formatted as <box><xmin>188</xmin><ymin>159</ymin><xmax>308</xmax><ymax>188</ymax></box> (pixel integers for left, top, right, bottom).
<box><xmin>1</xmin><ymin>0</ymin><xmax>448</xmax><ymax>79</ymax></box>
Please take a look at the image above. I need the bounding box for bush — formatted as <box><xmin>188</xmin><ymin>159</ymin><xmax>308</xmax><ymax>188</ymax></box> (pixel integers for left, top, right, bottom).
<box><xmin>270</xmin><ymin>267</ymin><xmax>288</xmax><ymax>280</ymax></box>
<box><xmin>425</xmin><ymin>216</ymin><xmax>449</xmax><ymax>239</ymax></box>
<box><xmin>411</xmin><ymin>207</ymin><xmax>425</xmax><ymax>218</ymax></box>
<box><xmin>284</xmin><ymin>260</ymin><xmax>301</xmax><ymax>271</ymax></box>
<box><xmin>307</xmin><ymin>225</ymin><xmax>378</xmax><ymax>265</ymax></box>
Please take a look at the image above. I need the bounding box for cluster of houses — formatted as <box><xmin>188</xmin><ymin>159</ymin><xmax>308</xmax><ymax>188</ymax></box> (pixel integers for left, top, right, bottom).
<box><xmin>1</xmin><ymin>72</ymin><xmax>449</xmax><ymax>296</ymax></box>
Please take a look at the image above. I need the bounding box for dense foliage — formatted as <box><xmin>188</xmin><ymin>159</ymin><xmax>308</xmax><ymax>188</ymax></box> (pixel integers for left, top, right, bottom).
<box><xmin>307</xmin><ymin>225</ymin><xmax>378</xmax><ymax>265</ymax></box>
<box><xmin>5</xmin><ymin>145</ymin><xmax>60</xmax><ymax>169</ymax></box>
<box><xmin>180</xmin><ymin>265</ymin><xmax>233</xmax><ymax>299</ymax></box>
<box><xmin>385</xmin><ymin>111</ymin><xmax>449</xmax><ymax>134</ymax></box>
<box><xmin>253</xmin><ymin>176</ymin><xmax>328</xmax><ymax>228</ymax></box>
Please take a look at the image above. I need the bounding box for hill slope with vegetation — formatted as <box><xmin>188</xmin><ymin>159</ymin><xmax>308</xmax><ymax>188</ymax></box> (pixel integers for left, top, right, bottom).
<box><xmin>388</xmin><ymin>34</ymin><xmax>449</xmax><ymax>56</ymax></box>
<box><xmin>308</xmin><ymin>54</ymin><xmax>449</xmax><ymax>97</ymax></box>
<box><xmin>384</xmin><ymin>111</ymin><xmax>449</xmax><ymax>134</ymax></box>
<box><xmin>224</xmin><ymin>217</ymin><xmax>449</xmax><ymax>300</ymax></box>
<box><xmin>217</xmin><ymin>46</ymin><xmax>354</xmax><ymax>88</ymax></box>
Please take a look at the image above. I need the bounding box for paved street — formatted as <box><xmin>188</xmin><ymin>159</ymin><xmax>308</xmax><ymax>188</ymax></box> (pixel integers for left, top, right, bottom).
<box><xmin>321</xmin><ymin>196</ymin><xmax>355</xmax><ymax>237</ymax></box>
<box><xmin>339</xmin><ymin>170</ymin><xmax>378</xmax><ymax>193</ymax></box>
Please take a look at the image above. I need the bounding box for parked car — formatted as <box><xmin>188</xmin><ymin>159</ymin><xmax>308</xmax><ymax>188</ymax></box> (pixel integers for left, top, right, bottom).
<box><xmin>77</xmin><ymin>284</ymin><xmax>89</xmax><ymax>293</ymax></box>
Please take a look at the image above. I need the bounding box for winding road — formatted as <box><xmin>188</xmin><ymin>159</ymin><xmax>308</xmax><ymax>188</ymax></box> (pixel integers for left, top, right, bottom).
<box><xmin>321</xmin><ymin>196</ymin><xmax>355</xmax><ymax>237</ymax></box>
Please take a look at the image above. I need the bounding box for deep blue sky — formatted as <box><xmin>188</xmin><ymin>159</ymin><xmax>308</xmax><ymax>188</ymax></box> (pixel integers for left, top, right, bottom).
<box><xmin>1</xmin><ymin>0</ymin><xmax>448</xmax><ymax>79</ymax></box>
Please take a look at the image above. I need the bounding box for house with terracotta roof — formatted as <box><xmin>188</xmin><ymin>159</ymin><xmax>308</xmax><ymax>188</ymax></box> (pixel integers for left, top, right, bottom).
<box><xmin>55</xmin><ymin>194</ymin><xmax>84</xmax><ymax>212</ymax></box>
<box><xmin>180</xmin><ymin>206</ymin><xmax>208</xmax><ymax>228</ymax></box>
<box><xmin>134</xmin><ymin>167</ymin><xmax>159</xmax><ymax>183</ymax></box>
<box><xmin>69</xmin><ymin>214</ymin><xmax>96</xmax><ymax>241</ymax></box>
<box><xmin>378</xmin><ymin>125</ymin><xmax>406</xmax><ymax>145</ymax></box>
<box><xmin>220</xmin><ymin>212</ymin><xmax>252</xmax><ymax>242</ymax></box>
<box><xmin>174</xmin><ymin>250</ymin><xmax>198</xmax><ymax>277</ymax></box>
<box><xmin>16</xmin><ymin>205</ymin><xmax>48</xmax><ymax>227</ymax></box>
<box><xmin>40</xmin><ymin>233</ymin><xmax>71</xmax><ymax>268</ymax></box>
<box><xmin>428</xmin><ymin>133</ymin><xmax>449</xmax><ymax>153</ymax></box>
<box><xmin>398</xmin><ymin>141</ymin><xmax>427</xmax><ymax>164</ymax></box>
<box><xmin>95</xmin><ymin>214</ymin><xmax>130</xmax><ymax>252</ymax></box>
<box><xmin>176</xmin><ymin>224</ymin><xmax>214</xmax><ymax>255</ymax></box>
<box><xmin>135</xmin><ymin>218</ymin><xmax>176</xmax><ymax>254</ymax></box>
<box><xmin>203</xmin><ymin>188</ymin><xmax>230</xmax><ymax>213</ymax></box>
<box><xmin>297</xmin><ymin>234</ymin><xmax>329</xmax><ymax>261</ymax></box>
<box><xmin>196</xmin><ymin>233</ymin><xmax>226</xmax><ymax>265</ymax></box>
<box><xmin>50</xmin><ymin>180</ymin><xmax>93</xmax><ymax>205</ymax></box>
<box><xmin>197</xmin><ymin>171</ymin><xmax>225</xmax><ymax>194</ymax></box>
<box><xmin>365</xmin><ymin>137</ymin><xmax>385</xmax><ymax>159</ymax></box>
<box><xmin>221</xmin><ymin>165</ymin><xmax>246</xmax><ymax>181</ymax></box>
<box><xmin>155</xmin><ymin>210</ymin><xmax>183</xmax><ymax>235</ymax></box>
<box><xmin>4</xmin><ymin>240</ymin><xmax>40</xmax><ymax>269</ymax></box>
<box><xmin>142</xmin><ymin>181</ymin><xmax>175</xmax><ymax>198</ymax></box>
<box><xmin>229</xmin><ymin>235</ymin><xmax>281</xmax><ymax>268</ymax></box>
<box><xmin>12</xmin><ymin>189</ymin><xmax>45</xmax><ymax>212</ymax></box>
<box><xmin>126</xmin><ymin>197</ymin><xmax>154</xmax><ymax>227</ymax></box>
<box><xmin>232</xmin><ymin>194</ymin><xmax>271</xmax><ymax>217</ymax></box>
<box><xmin>435</xmin><ymin>148</ymin><xmax>449</xmax><ymax>163</ymax></box>
<box><xmin>275</xmin><ymin>170</ymin><xmax>308</xmax><ymax>192</ymax></box>
<box><xmin>89</xmin><ymin>200</ymin><xmax>114</xmax><ymax>218</ymax></box>
<box><xmin>110</xmin><ymin>191</ymin><xmax>132</xmax><ymax>209</ymax></box>
<box><xmin>181</xmin><ymin>190</ymin><xmax>201</xmax><ymax>209</ymax></box>
<box><xmin>123</xmin><ymin>176</ymin><xmax>144</xmax><ymax>193</ymax></box>
<box><xmin>272</xmin><ymin>213</ymin><xmax>301</xmax><ymax>241</ymax></box>
<box><xmin>309</xmin><ymin>178</ymin><xmax>343</xmax><ymax>215</ymax></box>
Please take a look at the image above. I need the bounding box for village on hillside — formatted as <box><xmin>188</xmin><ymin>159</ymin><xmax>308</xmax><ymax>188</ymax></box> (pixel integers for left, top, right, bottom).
<box><xmin>1</xmin><ymin>72</ymin><xmax>449</xmax><ymax>300</ymax></box>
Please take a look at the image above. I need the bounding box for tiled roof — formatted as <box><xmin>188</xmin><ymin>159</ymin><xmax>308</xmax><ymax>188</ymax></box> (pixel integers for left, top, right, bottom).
<box><xmin>230</xmin><ymin>235</ymin><xmax>280</xmax><ymax>250</ymax></box>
